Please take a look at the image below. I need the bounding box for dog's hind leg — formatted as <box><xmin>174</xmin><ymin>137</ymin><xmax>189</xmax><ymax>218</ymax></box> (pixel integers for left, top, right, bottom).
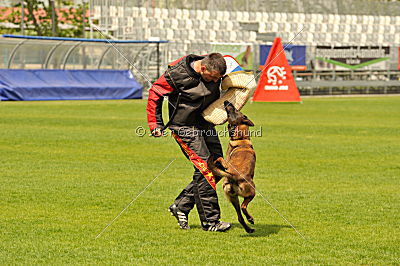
<box><xmin>228</xmin><ymin>194</ymin><xmax>254</xmax><ymax>233</ymax></box>
<box><xmin>241</xmin><ymin>195</ymin><xmax>255</xmax><ymax>224</ymax></box>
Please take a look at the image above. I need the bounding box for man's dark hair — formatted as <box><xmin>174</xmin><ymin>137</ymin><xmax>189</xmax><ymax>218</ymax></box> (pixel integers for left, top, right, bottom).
<box><xmin>201</xmin><ymin>53</ymin><xmax>227</xmax><ymax>75</ymax></box>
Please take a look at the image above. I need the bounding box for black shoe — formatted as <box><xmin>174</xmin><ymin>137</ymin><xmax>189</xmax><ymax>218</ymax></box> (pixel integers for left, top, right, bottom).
<box><xmin>202</xmin><ymin>221</ymin><xmax>231</xmax><ymax>232</ymax></box>
<box><xmin>168</xmin><ymin>204</ymin><xmax>190</xmax><ymax>230</ymax></box>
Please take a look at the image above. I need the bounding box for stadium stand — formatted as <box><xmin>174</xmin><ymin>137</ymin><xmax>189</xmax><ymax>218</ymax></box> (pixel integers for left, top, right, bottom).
<box><xmin>91</xmin><ymin>1</ymin><xmax>400</xmax><ymax>47</ymax></box>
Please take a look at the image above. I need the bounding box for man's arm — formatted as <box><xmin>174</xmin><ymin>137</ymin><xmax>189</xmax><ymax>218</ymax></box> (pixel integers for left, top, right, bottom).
<box><xmin>146</xmin><ymin>74</ymin><xmax>174</xmax><ymax>136</ymax></box>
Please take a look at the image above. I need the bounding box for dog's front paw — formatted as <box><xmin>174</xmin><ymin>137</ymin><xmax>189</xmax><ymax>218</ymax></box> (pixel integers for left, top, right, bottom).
<box><xmin>247</xmin><ymin>217</ymin><xmax>254</xmax><ymax>224</ymax></box>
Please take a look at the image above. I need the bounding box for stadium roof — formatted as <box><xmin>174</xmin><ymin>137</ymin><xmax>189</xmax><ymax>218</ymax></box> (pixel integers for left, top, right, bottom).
<box><xmin>1</xmin><ymin>34</ymin><xmax>169</xmax><ymax>43</ymax></box>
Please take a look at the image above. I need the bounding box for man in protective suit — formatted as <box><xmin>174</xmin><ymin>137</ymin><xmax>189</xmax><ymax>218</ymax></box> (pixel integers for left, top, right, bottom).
<box><xmin>147</xmin><ymin>53</ymin><xmax>240</xmax><ymax>232</ymax></box>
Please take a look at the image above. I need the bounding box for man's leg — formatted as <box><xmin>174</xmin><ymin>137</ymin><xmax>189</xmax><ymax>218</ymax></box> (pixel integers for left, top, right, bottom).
<box><xmin>203</xmin><ymin>126</ymin><xmax>224</xmax><ymax>183</ymax></box>
<box><xmin>173</xmin><ymin>180</ymin><xmax>195</xmax><ymax>214</ymax></box>
<box><xmin>171</xmin><ymin>126</ymin><xmax>221</xmax><ymax>223</ymax></box>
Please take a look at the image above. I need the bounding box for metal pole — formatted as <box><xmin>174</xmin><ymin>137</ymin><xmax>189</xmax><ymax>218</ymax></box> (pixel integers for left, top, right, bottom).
<box><xmin>157</xmin><ymin>42</ymin><xmax>160</xmax><ymax>78</ymax></box>
<box><xmin>82</xmin><ymin>0</ymin><xmax>86</xmax><ymax>38</ymax></box>
<box><xmin>89</xmin><ymin>0</ymin><xmax>93</xmax><ymax>39</ymax></box>
<box><xmin>21</xmin><ymin>0</ymin><xmax>25</xmax><ymax>35</ymax></box>
<box><xmin>50</xmin><ymin>0</ymin><xmax>56</xmax><ymax>36</ymax></box>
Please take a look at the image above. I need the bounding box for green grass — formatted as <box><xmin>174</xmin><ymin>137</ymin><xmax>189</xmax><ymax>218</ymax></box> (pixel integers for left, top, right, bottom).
<box><xmin>1</xmin><ymin>97</ymin><xmax>399</xmax><ymax>264</ymax></box>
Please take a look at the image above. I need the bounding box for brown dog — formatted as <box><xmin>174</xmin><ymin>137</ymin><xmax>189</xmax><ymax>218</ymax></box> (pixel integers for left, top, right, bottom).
<box><xmin>208</xmin><ymin>100</ymin><xmax>256</xmax><ymax>233</ymax></box>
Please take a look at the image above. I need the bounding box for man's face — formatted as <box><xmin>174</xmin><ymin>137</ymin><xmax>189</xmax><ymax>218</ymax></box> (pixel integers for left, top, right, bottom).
<box><xmin>200</xmin><ymin>66</ymin><xmax>223</xmax><ymax>83</ymax></box>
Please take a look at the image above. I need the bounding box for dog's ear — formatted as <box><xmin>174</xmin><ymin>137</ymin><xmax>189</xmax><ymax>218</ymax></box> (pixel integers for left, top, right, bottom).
<box><xmin>242</xmin><ymin>116</ymin><xmax>254</xmax><ymax>126</ymax></box>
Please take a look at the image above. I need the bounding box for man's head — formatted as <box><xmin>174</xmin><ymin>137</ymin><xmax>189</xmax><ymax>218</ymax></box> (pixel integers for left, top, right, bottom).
<box><xmin>199</xmin><ymin>53</ymin><xmax>227</xmax><ymax>83</ymax></box>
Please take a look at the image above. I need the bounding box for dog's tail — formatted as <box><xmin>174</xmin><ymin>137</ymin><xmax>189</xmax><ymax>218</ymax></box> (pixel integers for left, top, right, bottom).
<box><xmin>207</xmin><ymin>156</ymin><xmax>233</xmax><ymax>179</ymax></box>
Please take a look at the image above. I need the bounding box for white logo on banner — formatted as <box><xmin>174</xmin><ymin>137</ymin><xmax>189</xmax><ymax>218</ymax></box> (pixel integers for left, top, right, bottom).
<box><xmin>265</xmin><ymin>66</ymin><xmax>288</xmax><ymax>90</ymax></box>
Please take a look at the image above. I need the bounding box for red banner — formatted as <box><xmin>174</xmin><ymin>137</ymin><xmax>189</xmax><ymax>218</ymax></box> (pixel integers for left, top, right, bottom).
<box><xmin>398</xmin><ymin>47</ymin><xmax>400</xmax><ymax>70</ymax></box>
<box><xmin>253</xmin><ymin>38</ymin><xmax>301</xmax><ymax>102</ymax></box>
<box><xmin>172</xmin><ymin>133</ymin><xmax>216</xmax><ymax>190</ymax></box>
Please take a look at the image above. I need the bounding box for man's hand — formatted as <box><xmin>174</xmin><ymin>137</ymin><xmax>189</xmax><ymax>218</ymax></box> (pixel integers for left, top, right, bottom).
<box><xmin>151</xmin><ymin>128</ymin><xmax>163</xmax><ymax>137</ymax></box>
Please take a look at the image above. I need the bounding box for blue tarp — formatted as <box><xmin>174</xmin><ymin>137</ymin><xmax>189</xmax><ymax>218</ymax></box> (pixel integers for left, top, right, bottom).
<box><xmin>0</xmin><ymin>69</ymin><xmax>142</xmax><ymax>101</ymax></box>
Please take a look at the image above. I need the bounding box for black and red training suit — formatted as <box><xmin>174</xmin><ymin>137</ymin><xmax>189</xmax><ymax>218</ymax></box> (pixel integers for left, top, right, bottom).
<box><xmin>146</xmin><ymin>54</ymin><xmax>224</xmax><ymax>223</ymax></box>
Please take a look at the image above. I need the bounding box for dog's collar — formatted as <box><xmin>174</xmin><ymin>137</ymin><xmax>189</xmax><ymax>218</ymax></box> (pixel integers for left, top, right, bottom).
<box><xmin>229</xmin><ymin>139</ymin><xmax>252</xmax><ymax>147</ymax></box>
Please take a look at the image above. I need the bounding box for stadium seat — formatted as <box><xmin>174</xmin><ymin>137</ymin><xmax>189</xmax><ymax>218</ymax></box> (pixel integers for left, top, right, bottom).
<box><xmin>342</xmin><ymin>33</ymin><xmax>349</xmax><ymax>44</ymax></box>
<box><xmin>254</xmin><ymin>12</ymin><xmax>262</xmax><ymax>22</ymax></box>
<box><xmin>214</xmin><ymin>20</ymin><xmax>221</xmax><ymax>29</ymax></box>
<box><xmin>148</xmin><ymin>18</ymin><xmax>156</xmax><ymax>28</ymax></box>
<box><xmin>377</xmin><ymin>34</ymin><xmax>384</xmax><ymax>43</ymax></box>
<box><xmin>351</xmin><ymin>15</ymin><xmax>357</xmax><ymax>24</ymax></box>
<box><xmin>267</xmin><ymin>13</ymin><xmax>275</xmax><ymax>22</ymax></box>
<box><xmin>307</xmin><ymin>23</ymin><xmax>315</xmax><ymax>32</ymax></box>
<box><xmin>218</xmin><ymin>20</ymin><xmax>226</xmax><ymax>30</ymax></box>
<box><xmin>127</xmin><ymin>17</ymin><xmax>134</xmax><ymax>27</ymax></box>
<box><xmin>118</xmin><ymin>6</ymin><xmax>125</xmax><ymax>17</ymax></box>
<box><xmin>395</xmin><ymin>34</ymin><xmax>400</xmax><ymax>45</ymax></box>
<box><xmin>185</xmin><ymin>19</ymin><xmax>193</xmax><ymax>30</ymax></box>
<box><xmin>275</xmin><ymin>12</ymin><xmax>282</xmax><ymax>23</ymax></box>
<box><xmin>188</xmin><ymin>30</ymin><xmax>196</xmax><ymax>41</ymax></box>
<box><xmin>359</xmin><ymin>24</ymin><xmax>366</xmax><ymax>33</ymax></box>
<box><xmin>289</xmin><ymin>23</ymin><xmax>296</xmax><ymax>32</ymax></box>
<box><xmin>224</xmin><ymin>31</ymin><xmax>231</xmax><ymax>41</ymax></box>
<box><xmin>309</xmin><ymin>14</ymin><xmax>317</xmax><ymax>23</ymax></box>
<box><xmin>111</xmin><ymin>18</ymin><xmax>118</xmax><ymax>28</ymax></box>
<box><xmin>298</xmin><ymin>13</ymin><xmax>305</xmax><ymax>23</ymax></box>
<box><xmin>205</xmin><ymin>20</ymin><xmax>213</xmax><ymax>29</ymax></box>
<box><xmin>379</xmin><ymin>24</ymin><xmax>385</xmax><ymax>34</ymax></box>
<box><xmin>272</xmin><ymin>22</ymin><xmax>279</xmax><ymax>32</ymax></box>
<box><xmin>325</xmin><ymin>32</ymin><xmax>332</xmax><ymax>43</ymax></box>
<box><xmin>173</xmin><ymin>30</ymin><xmax>181</xmax><ymax>40</ymax></box>
<box><xmin>226</xmin><ymin>21</ymin><xmax>234</xmax><ymax>31</ymax></box>
<box><xmin>216</xmin><ymin>11</ymin><xmax>223</xmax><ymax>20</ymax></box>
<box><xmin>339</xmin><ymin>15</ymin><xmax>346</xmax><ymax>24</ymax></box>
<box><xmin>176</xmin><ymin>9</ymin><xmax>183</xmax><ymax>19</ymax></box>
<box><xmin>191</xmin><ymin>20</ymin><xmax>199</xmax><ymax>30</ymax></box>
<box><xmin>280</xmin><ymin>12</ymin><xmax>287</xmax><ymax>22</ymax></box>
<box><xmin>209</xmin><ymin>30</ymin><xmax>217</xmax><ymax>41</ymax></box>
<box><xmin>109</xmin><ymin>6</ymin><xmax>117</xmax><ymax>17</ymax></box>
<box><xmin>203</xmin><ymin>10</ymin><xmax>210</xmax><ymax>20</ymax></box>
<box><xmin>346</xmin><ymin>15</ymin><xmax>353</xmax><ymax>25</ymax></box>
<box><xmin>235</xmin><ymin>11</ymin><xmax>244</xmax><ymax>22</ymax></box>
<box><xmin>216</xmin><ymin>31</ymin><xmax>223</xmax><ymax>41</ymax></box>
<box><xmin>243</xmin><ymin>11</ymin><xmax>250</xmax><ymax>22</ymax></box>
<box><xmin>395</xmin><ymin>25</ymin><xmax>400</xmax><ymax>35</ymax></box>
<box><xmin>189</xmin><ymin>9</ymin><xmax>196</xmax><ymax>19</ymax></box>
<box><xmin>152</xmin><ymin>8</ymin><xmax>161</xmax><ymax>18</ymax></box>
<box><xmin>161</xmin><ymin>8</ymin><xmax>169</xmax><ymax>19</ymax></box>
<box><xmin>236</xmin><ymin>31</ymin><xmax>243</xmax><ymax>42</ymax></box>
<box><xmin>196</xmin><ymin>9</ymin><xmax>203</xmax><ymax>20</ymax></box>
<box><xmin>366</xmin><ymin>34</ymin><xmax>374</xmax><ymax>44</ymax></box>
<box><xmin>178</xmin><ymin>19</ymin><xmax>186</xmax><ymax>29</ymax></box>
<box><xmin>356</xmin><ymin>24</ymin><xmax>362</xmax><ymax>33</ymax></box>
<box><xmin>199</xmin><ymin>20</ymin><xmax>207</xmax><ymax>30</ymax></box>
<box><xmin>171</xmin><ymin>19</ymin><xmax>179</xmax><ymax>30</ymax></box>
<box><xmin>139</xmin><ymin>7</ymin><xmax>147</xmax><ymax>18</ymax></box>
<box><xmin>182</xmin><ymin>9</ymin><xmax>190</xmax><ymax>19</ymax></box>
<box><xmin>93</xmin><ymin>6</ymin><xmax>101</xmax><ymax>18</ymax></box>
<box><xmin>168</xmin><ymin>9</ymin><xmax>176</xmax><ymax>18</ymax></box>
<box><xmin>166</xmin><ymin>29</ymin><xmax>174</xmax><ymax>40</ymax></box>
<box><xmin>225</xmin><ymin>10</ymin><xmax>232</xmax><ymax>21</ymax></box>
<box><xmin>150</xmin><ymin>29</ymin><xmax>160</xmax><ymax>38</ymax></box>
<box><xmin>361</xmin><ymin>15</ymin><xmax>368</xmax><ymax>24</ymax></box>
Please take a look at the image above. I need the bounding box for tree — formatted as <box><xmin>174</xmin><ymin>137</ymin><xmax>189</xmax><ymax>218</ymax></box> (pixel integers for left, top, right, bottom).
<box><xmin>0</xmin><ymin>0</ymin><xmax>88</xmax><ymax>37</ymax></box>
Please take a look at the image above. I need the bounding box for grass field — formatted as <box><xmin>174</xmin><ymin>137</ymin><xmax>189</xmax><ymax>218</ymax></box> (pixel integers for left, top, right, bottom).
<box><xmin>1</xmin><ymin>96</ymin><xmax>399</xmax><ymax>264</ymax></box>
